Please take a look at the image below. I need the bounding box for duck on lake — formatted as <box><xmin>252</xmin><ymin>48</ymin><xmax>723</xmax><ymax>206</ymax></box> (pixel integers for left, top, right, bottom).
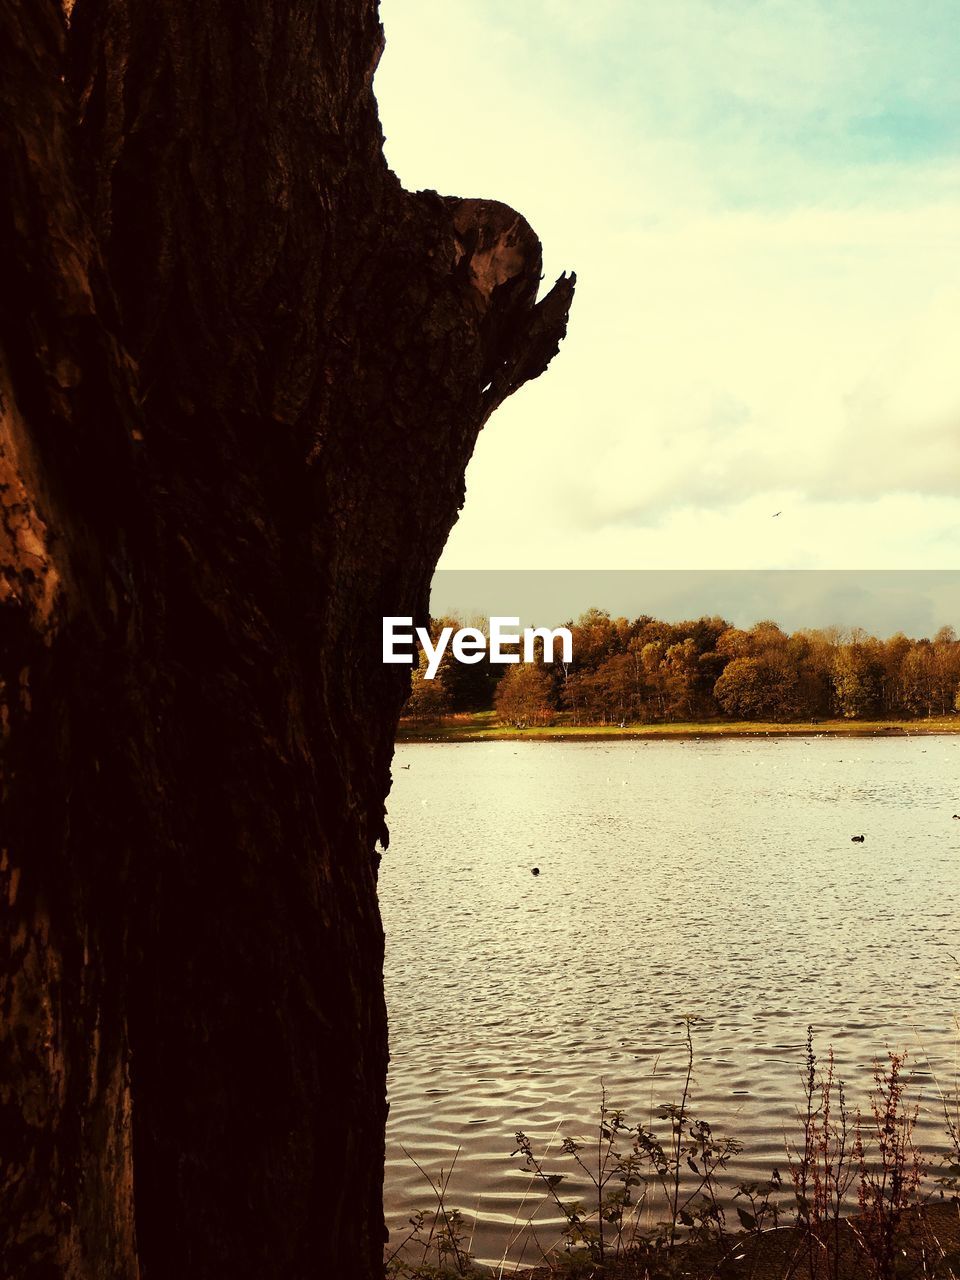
<box><xmin>851</xmin><ymin>834</ymin><xmax>865</xmax><ymax>843</ymax></box>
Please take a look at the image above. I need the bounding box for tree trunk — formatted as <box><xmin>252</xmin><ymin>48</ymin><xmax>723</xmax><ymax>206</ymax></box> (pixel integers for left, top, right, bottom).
<box><xmin>0</xmin><ymin>3</ymin><xmax>574</xmax><ymax>1277</ymax></box>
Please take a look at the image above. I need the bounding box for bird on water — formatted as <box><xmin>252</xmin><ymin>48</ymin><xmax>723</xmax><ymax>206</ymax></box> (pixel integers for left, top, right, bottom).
<box><xmin>531</xmin><ymin>867</ymin><xmax>540</xmax><ymax>876</ymax></box>
<box><xmin>851</xmin><ymin>834</ymin><xmax>865</xmax><ymax>843</ymax></box>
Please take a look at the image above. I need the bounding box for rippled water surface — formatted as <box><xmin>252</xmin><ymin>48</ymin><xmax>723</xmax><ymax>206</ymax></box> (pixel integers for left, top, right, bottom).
<box><xmin>380</xmin><ymin>737</ymin><xmax>960</xmax><ymax>1269</ymax></box>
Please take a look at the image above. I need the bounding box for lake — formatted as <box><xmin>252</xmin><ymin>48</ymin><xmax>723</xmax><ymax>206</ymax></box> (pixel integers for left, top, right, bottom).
<box><xmin>380</xmin><ymin>737</ymin><xmax>960</xmax><ymax>1270</ymax></box>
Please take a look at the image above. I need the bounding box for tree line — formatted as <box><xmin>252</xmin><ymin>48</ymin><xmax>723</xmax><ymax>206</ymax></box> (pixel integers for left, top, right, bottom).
<box><xmin>404</xmin><ymin>609</ymin><xmax>960</xmax><ymax>727</ymax></box>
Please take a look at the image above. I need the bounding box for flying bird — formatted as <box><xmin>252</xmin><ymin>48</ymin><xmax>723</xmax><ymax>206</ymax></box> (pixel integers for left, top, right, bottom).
<box><xmin>772</xmin><ymin>511</ymin><xmax>782</xmax><ymax>518</ymax></box>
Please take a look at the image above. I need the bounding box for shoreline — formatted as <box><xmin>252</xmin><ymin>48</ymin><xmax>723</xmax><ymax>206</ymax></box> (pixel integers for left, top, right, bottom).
<box><xmin>396</xmin><ymin>711</ymin><xmax>960</xmax><ymax>743</ymax></box>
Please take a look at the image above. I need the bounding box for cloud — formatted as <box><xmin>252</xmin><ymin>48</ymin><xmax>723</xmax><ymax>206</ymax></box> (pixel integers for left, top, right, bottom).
<box><xmin>431</xmin><ymin>568</ymin><xmax>960</xmax><ymax>637</ymax></box>
<box><xmin>374</xmin><ymin>0</ymin><xmax>960</xmax><ymax>571</ymax></box>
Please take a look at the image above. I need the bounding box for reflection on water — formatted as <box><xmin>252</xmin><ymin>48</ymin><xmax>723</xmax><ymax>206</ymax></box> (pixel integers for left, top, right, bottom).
<box><xmin>380</xmin><ymin>737</ymin><xmax>960</xmax><ymax>1269</ymax></box>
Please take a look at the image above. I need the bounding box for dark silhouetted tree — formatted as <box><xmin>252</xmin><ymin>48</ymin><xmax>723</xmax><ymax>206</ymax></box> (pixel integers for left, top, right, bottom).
<box><xmin>0</xmin><ymin>4</ymin><xmax>573</xmax><ymax>1278</ymax></box>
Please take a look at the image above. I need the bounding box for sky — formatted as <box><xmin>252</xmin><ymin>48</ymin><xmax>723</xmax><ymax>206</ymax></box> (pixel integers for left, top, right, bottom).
<box><xmin>374</xmin><ymin>0</ymin><xmax>960</xmax><ymax>579</ymax></box>
<box><xmin>428</xmin><ymin>570</ymin><xmax>960</xmax><ymax>637</ymax></box>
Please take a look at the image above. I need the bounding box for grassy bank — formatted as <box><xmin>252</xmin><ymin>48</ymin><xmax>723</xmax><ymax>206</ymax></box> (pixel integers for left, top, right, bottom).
<box><xmin>387</xmin><ymin>1028</ymin><xmax>960</xmax><ymax>1280</ymax></box>
<box><xmin>396</xmin><ymin>710</ymin><xmax>960</xmax><ymax>743</ymax></box>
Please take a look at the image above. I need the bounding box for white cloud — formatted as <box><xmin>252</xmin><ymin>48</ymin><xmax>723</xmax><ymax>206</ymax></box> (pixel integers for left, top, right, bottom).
<box><xmin>374</xmin><ymin>0</ymin><xmax>960</xmax><ymax>571</ymax></box>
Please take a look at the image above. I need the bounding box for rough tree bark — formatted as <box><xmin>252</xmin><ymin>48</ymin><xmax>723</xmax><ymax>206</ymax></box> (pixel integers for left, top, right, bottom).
<box><xmin>0</xmin><ymin>2</ymin><xmax>573</xmax><ymax>1278</ymax></box>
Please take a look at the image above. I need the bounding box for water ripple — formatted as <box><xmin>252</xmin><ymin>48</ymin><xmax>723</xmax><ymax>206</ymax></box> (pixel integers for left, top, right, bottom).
<box><xmin>381</xmin><ymin>737</ymin><xmax>960</xmax><ymax>1268</ymax></box>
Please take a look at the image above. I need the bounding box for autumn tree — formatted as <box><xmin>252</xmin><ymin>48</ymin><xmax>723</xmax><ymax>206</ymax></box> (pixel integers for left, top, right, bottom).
<box><xmin>0</xmin><ymin>4</ymin><xmax>573</xmax><ymax>1278</ymax></box>
<box><xmin>638</xmin><ymin>639</ymin><xmax>670</xmax><ymax>719</ymax></box>
<box><xmin>436</xmin><ymin>616</ymin><xmax>499</xmax><ymax>711</ymax></box>
<box><xmin>878</xmin><ymin>631</ymin><xmax>913</xmax><ymax>714</ymax></box>
<box><xmin>494</xmin><ymin>663</ymin><xmax>556</xmax><ymax>728</ymax></box>
<box><xmin>832</xmin><ymin>637</ymin><xmax>885</xmax><ymax>719</ymax></box>
<box><xmin>564</xmin><ymin>652</ymin><xmax>635</xmax><ymax>724</ymax></box>
<box><xmin>661</xmin><ymin>637</ymin><xmax>701</xmax><ymax>718</ymax></box>
<box><xmin>404</xmin><ymin>648</ymin><xmax>452</xmax><ymax>722</ymax></box>
<box><xmin>931</xmin><ymin>627</ymin><xmax>960</xmax><ymax>714</ymax></box>
<box><xmin>566</xmin><ymin>608</ymin><xmax>626</xmax><ymax>669</ymax></box>
<box><xmin>900</xmin><ymin>643</ymin><xmax>937</xmax><ymax>716</ymax></box>
<box><xmin>898</xmin><ymin>635</ymin><xmax>960</xmax><ymax>717</ymax></box>
<box><xmin>714</xmin><ymin>652</ymin><xmax>800</xmax><ymax>720</ymax></box>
